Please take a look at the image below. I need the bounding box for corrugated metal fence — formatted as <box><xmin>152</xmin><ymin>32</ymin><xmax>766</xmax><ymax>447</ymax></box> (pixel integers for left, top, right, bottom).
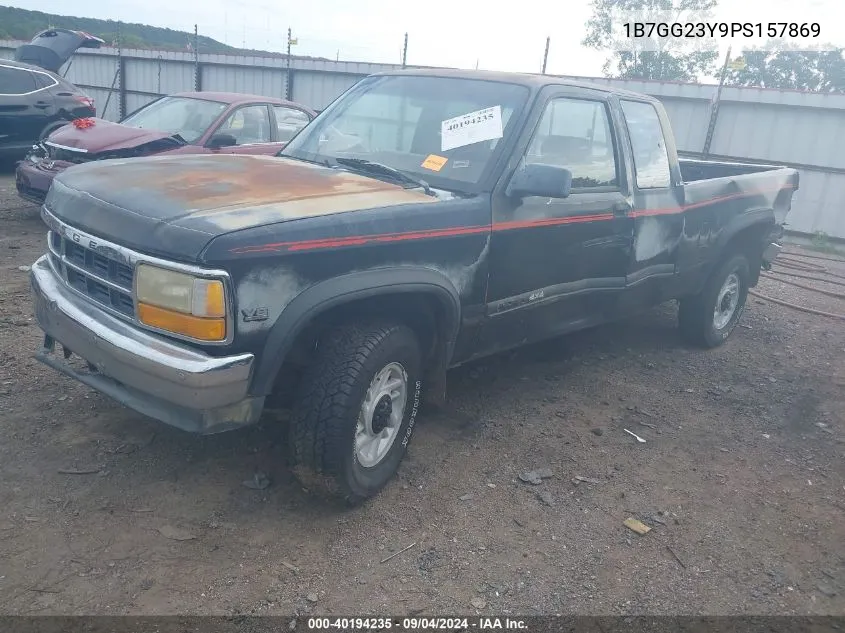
<box><xmin>2</xmin><ymin>40</ymin><xmax>843</xmax><ymax>240</ymax></box>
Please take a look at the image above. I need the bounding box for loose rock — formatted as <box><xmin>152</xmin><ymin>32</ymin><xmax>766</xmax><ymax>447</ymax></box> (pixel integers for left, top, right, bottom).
<box><xmin>519</xmin><ymin>469</ymin><xmax>553</xmax><ymax>485</ymax></box>
<box><xmin>157</xmin><ymin>525</ymin><xmax>196</xmax><ymax>541</ymax></box>
<box><xmin>306</xmin><ymin>592</ymin><xmax>319</xmax><ymax>603</ymax></box>
<box><xmin>471</xmin><ymin>597</ymin><xmax>486</xmax><ymax>609</ymax></box>
<box><xmin>242</xmin><ymin>472</ymin><xmax>270</xmax><ymax>490</ymax></box>
<box><xmin>816</xmin><ymin>584</ymin><xmax>837</xmax><ymax>597</ymax></box>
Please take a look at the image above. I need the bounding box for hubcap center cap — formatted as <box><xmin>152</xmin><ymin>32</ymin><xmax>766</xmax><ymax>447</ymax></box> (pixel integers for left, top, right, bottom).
<box><xmin>371</xmin><ymin>395</ymin><xmax>393</xmax><ymax>434</ymax></box>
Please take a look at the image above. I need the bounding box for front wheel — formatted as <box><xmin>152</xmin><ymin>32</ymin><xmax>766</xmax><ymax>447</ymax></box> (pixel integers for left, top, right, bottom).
<box><xmin>289</xmin><ymin>322</ymin><xmax>422</xmax><ymax>505</ymax></box>
<box><xmin>678</xmin><ymin>253</ymin><xmax>750</xmax><ymax>348</ymax></box>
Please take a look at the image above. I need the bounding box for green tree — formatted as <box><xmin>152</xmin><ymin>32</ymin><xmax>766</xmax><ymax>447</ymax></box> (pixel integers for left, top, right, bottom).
<box><xmin>725</xmin><ymin>49</ymin><xmax>845</xmax><ymax>92</ymax></box>
<box><xmin>582</xmin><ymin>0</ymin><xmax>720</xmax><ymax>81</ymax></box>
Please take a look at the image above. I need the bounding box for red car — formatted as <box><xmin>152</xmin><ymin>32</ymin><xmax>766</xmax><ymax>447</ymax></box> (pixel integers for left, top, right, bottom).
<box><xmin>16</xmin><ymin>91</ymin><xmax>316</xmax><ymax>203</ymax></box>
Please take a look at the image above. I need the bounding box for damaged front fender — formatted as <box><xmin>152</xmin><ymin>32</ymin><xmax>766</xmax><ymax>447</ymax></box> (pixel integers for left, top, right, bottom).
<box><xmin>248</xmin><ymin>267</ymin><xmax>462</xmax><ymax>397</ymax></box>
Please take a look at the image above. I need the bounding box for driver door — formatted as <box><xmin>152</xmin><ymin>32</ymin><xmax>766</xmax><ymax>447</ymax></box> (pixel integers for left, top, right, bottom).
<box><xmin>479</xmin><ymin>89</ymin><xmax>635</xmax><ymax>353</ymax></box>
<box><xmin>210</xmin><ymin>104</ymin><xmax>282</xmax><ymax>155</ymax></box>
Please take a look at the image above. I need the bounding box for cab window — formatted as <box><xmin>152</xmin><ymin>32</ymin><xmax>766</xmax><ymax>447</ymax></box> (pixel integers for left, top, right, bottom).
<box><xmin>218</xmin><ymin>105</ymin><xmax>272</xmax><ymax>145</ymax></box>
<box><xmin>525</xmin><ymin>97</ymin><xmax>618</xmax><ymax>190</ymax></box>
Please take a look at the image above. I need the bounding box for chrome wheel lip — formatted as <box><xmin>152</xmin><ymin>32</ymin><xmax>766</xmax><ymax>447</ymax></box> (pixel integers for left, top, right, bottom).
<box><xmin>713</xmin><ymin>272</ymin><xmax>740</xmax><ymax>330</ymax></box>
<box><xmin>355</xmin><ymin>362</ymin><xmax>408</xmax><ymax>468</ymax></box>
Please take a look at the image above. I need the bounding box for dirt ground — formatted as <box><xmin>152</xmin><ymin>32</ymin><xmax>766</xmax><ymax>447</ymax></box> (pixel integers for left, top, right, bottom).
<box><xmin>0</xmin><ymin>170</ymin><xmax>843</xmax><ymax>617</ymax></box>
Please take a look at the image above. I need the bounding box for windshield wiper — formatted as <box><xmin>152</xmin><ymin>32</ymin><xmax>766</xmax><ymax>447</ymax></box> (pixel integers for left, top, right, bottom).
<box><xmin>276</xmin><ymin>152</ymin><xmax>332</xmax><ymax>168</ymax></box>
<box><xmin>333</xmin><ymin>157</ymin><xmax>433</xmax><ymax>196</ymax></box>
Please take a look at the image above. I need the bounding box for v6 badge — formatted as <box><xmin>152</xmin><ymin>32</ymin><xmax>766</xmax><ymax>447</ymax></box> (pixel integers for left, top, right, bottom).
<box><xmin>241</xmin><ymin>307</ymin><xmax>269</xmax><ymax>322</ymax></box>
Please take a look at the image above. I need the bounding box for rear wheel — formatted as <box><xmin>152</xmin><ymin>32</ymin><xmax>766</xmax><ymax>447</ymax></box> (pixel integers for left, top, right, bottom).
<box><xmin>679</xmin><ymin>253</ymin><xmax>750</xmax><ymax>348</ymax></box>
<box><xmin>289</xmin><ymin>322</ymin><xmax>422</xmax><ymax>505</ymax></box>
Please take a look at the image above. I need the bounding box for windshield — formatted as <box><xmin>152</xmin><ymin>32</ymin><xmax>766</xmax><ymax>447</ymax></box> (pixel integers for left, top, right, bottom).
<box><xmin>281</xmin><ymin>75</ymin><xmax>530</xmax><ymax>193</ymax></box>
<box><xmin>121</xmin><ymin>96</ymin><xmax>228</xmax><ymax>144</ymax></box>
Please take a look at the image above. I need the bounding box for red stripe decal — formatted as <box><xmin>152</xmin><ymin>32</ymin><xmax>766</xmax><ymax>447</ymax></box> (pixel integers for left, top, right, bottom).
<box><xmin>230</xmin><ymin>184</ymin><xmax>795</xmax><ymax>254</ymax></box>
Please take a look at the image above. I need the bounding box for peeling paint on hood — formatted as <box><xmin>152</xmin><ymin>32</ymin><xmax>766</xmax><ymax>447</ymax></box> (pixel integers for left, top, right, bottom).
<box><xmin>45</xmin><ymin>153</ymin><xmax>439</xmax><ymax>260</ymax></box>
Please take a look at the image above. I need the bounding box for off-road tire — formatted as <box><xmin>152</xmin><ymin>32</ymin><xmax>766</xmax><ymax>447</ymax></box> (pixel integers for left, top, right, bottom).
<box><xmin>289</xmin><ymin>322</ymin><xmax>422</xmax><ymax>505</ymax></box>
<box><xmin>678</xmin><ymin>253</ymin><xmax>750</xmax><ymax>348</ymax></box>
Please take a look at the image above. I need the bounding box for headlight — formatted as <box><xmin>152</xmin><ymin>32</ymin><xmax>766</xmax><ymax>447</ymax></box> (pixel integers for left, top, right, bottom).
<box><xmin>136</xmin><ymin>264</ymin><xmax>226</xmax><ymax>342</ymax></box>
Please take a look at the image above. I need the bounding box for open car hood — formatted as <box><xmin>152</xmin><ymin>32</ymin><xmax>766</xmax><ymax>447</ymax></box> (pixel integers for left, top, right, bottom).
<box><xmin>46</xmin><ymin>119</ymin><xmax>184</xmax><ymax>154</ymax></box>
<box><xmin>14</xmin><ymin>28</ymin><xmax>104</xmax><ymax>73</ymax></box>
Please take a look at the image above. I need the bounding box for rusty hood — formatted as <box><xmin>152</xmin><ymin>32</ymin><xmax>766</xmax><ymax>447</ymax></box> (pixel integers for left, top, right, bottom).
<box><xmin>45</xmin><ymin>154</ymin><xmax>437</xmax><ymax>260</ymax></box>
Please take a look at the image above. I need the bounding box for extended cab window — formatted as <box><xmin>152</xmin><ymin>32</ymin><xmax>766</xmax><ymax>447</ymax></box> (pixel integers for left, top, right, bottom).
<box><xmin>525</xmin><ymin>97</ymin><xmax>617</xmax><ymax>189</ymax></box>
<box><xmin>620</xmin><ymin>100</ymin><xmax>671</xmax><ymax>189</ymax></box>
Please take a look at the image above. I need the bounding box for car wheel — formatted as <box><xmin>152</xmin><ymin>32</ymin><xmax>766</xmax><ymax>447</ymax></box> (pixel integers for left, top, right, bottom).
<box><xmin>289</xmin><ymin>322</ymin><xmax>422</xmax><ymax>505</ymax></box>
<box><xmin>679</xmin><ymin>253</ymin><xmax>750</xmax><ymax>348</ymax></box>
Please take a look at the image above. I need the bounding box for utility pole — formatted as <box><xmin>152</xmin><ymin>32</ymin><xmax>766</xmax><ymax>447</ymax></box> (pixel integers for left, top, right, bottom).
<box><xmin>702</xmin><ymin>46</ymin><xmax>731</xmax><ymax>157</ymax></box>
<box><xmin>402</xmin><ymin>32</ymin><xmax>408</xmax><ymax>68</ymax></box>
<box><xmin>286</xmin><ymin>27</ymin><xmax>294</xmax><ymax>100</ymax></box>
<box><xmin>193</xmin><ymin>24</ymin><xmax>200</xmax><ymax>91</ymax></box>
<box><xmin>541</xmin><ymin>36</ymin><xmax>550</xmax><ymax>74</ymax></box>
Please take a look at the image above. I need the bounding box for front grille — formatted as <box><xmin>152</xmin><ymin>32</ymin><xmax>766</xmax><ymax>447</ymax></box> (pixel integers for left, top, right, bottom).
<box><xmin>48</xmin><ymin>230</ymin><xmax>135</xmax><ymax>317</ymax></box>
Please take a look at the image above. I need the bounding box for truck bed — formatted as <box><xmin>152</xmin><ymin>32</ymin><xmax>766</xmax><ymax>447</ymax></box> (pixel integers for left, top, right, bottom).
<box><xmin>678</xmin><ymin>156</ymin><xmax>799</xmax><ymax>227</ymax></box>
<box><xmin>679</xmin><ymin>156</ymin><xmax>786</xmax><ymax>182</ymax></box>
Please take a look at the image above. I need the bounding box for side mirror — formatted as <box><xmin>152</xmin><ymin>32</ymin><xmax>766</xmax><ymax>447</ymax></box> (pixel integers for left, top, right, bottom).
<box><xmin>207</xmin><ymin>133</ymin><xmax>237</xmax><ymax>149</ymax></box>
<box><xmin>507</xmin><ymin>163</ymin><xmax>573</xmax><ymax>199</ymax></box>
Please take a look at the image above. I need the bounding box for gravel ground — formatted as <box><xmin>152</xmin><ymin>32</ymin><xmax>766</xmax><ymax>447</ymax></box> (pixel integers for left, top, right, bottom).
<box><xmin>0</xmin><ymin>172</ymin><xmax>843</xmax><ymax>616</ymax></box>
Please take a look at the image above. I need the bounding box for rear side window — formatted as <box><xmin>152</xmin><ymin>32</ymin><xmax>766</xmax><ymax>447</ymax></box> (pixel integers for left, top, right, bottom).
<box><xmin>620</xmin><ymin>100</ymin><xmax>671</xmax><ymax>189</ymax></box>
<box><xmin>0</xmin><ymin>66</ymin><xmax>38</xmax><ymax>95</ymax></box>
<box><xmin>33</xmin><ymin>71</ymin><xmax>58</xmax><ymax>89</ymax></box>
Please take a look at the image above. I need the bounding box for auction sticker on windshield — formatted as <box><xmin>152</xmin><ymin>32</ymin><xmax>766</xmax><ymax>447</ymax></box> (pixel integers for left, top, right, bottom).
<box><xmin>441</xmin><ymin>106</ymin><xmax>503</xmax><ymax>151</ymax></box>
<box><xmin>421</xmin><ymin>154</ymin><xmax>448</xmax><ymax>171</ymax></box>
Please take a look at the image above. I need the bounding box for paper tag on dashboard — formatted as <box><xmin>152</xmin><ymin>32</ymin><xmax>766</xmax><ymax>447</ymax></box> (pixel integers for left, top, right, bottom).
<box><xmin>441</xmin><ymin>106</ymin><xmax>503</xmax><ymax>152</ymax></box>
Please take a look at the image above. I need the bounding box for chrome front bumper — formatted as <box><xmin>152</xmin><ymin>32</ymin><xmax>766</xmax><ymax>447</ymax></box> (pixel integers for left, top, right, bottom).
<box><xmin>30</xmin><ymin>255</ymin><xmax>263</xmax><ymax>433</ymax></box>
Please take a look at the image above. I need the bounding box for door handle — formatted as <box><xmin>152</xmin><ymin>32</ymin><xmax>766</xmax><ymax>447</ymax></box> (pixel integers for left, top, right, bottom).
<box><xmin>34</xmin><ymin>102</ymin><xmax>50</xmax><ymax>109</ymax></box>
<box><xmin>612</xmin><ymin>201</ymin><xmax>632</xmax><ymax>215</ymax></box>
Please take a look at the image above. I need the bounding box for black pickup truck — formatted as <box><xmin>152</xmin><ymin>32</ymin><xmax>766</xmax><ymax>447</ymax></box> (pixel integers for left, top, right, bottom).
<box><xmin>30</xmin><ymin>69</ymin><xmax>798</xmax><ymax>503</ymax></box>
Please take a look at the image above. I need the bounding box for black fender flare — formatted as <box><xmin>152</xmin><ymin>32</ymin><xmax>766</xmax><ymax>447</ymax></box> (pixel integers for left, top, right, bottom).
<box><xmin>707</xmin><ymin>207</ymin><xmax>776</xmax><ymax>289</ymax></box>
<box><xmin>249</xmin><ymin>267</ymin><xmax>462</xmax><ymax>396</ymax></box>
<box><xmin>714</xmin><ymin>207</ymin><xmax>775</xmax><ymax>252</ymax></box>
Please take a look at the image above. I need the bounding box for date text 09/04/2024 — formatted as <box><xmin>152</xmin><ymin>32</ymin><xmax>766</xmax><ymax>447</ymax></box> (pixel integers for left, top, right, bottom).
<box><xmin>623</xmin><ymin>22</ymin><xmax>821</xmax><ymax>38</ymax></box>
<box><xmin>306</xmin><ymin>617</ymin><xmax>529</xmax><ymax>630</ymax></box>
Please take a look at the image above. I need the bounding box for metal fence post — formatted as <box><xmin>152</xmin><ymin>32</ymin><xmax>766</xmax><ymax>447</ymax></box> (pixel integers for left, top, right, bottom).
<box><xmin>117</xmin><ymin>21</ymin><xmax>126</xmax><ymax>120</ymax></box>
<box><xmin>193</xmin><ymin>24</ymin><xmax>200</xmax><ymax>91</ymax></box>
<box><xmin>703</xmin><ymin>46</ymin><xmax>731</xmax><ymax>157</ymax></box>
<box><xmin>541</xmin><ymin>37</ymin><xmax>550</xmax><ymax>74</ymax></box>
<box><xmin>402</xmin><ymin>33</ymin><xmax>408</xmax><ymax>68</ymax></box>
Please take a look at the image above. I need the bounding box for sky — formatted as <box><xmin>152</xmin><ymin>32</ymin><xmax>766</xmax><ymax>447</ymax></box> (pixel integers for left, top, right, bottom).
<box><xmin>5</xmin><ymin>0</ymin><xmax>844</xmax><ymax>79</ymax></box>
